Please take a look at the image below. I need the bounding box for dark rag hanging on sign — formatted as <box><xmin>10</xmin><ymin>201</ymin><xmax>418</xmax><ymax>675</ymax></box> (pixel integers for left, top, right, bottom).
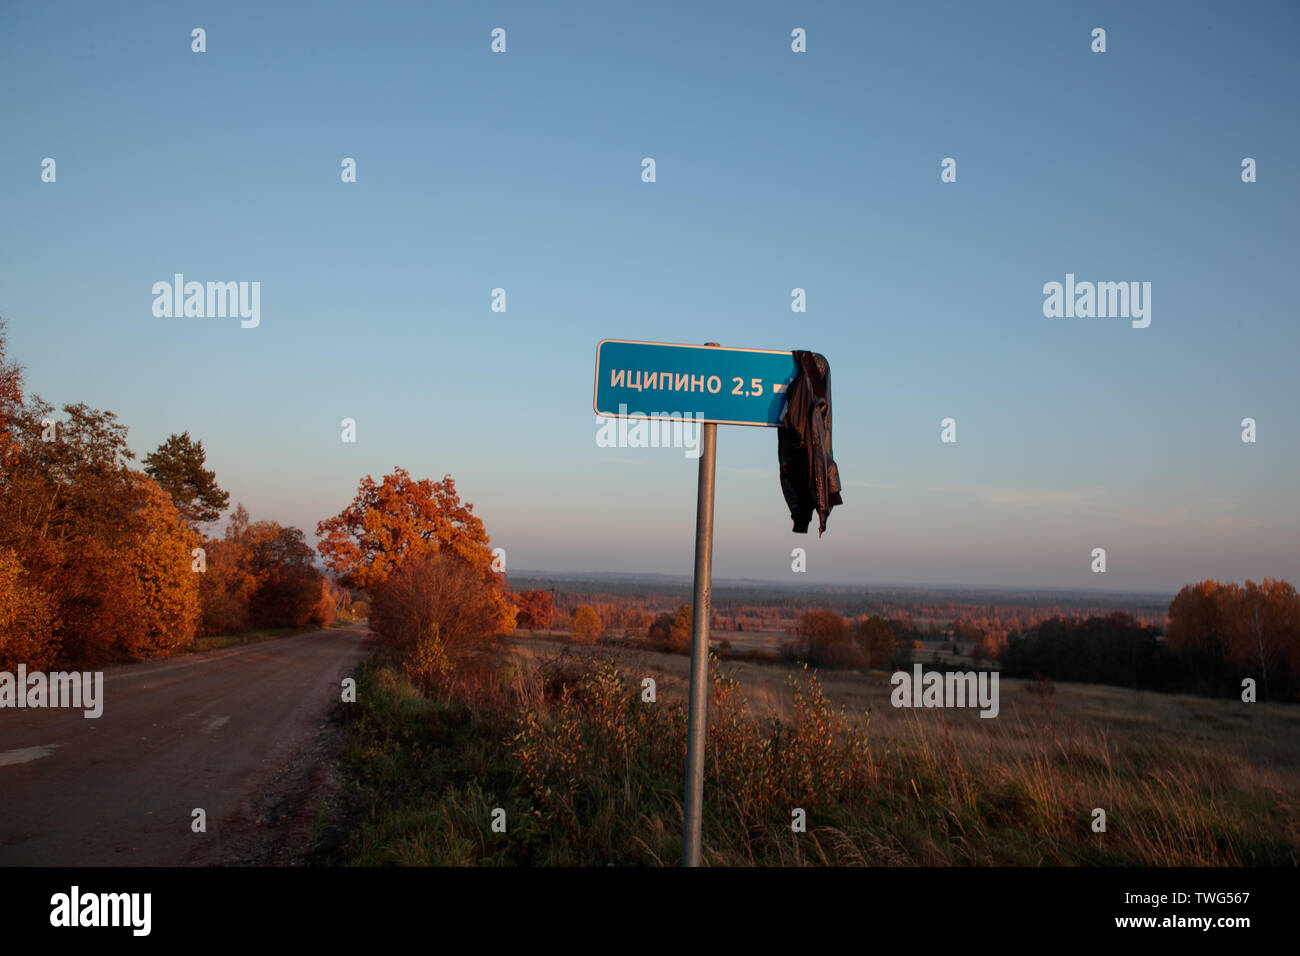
<box><xmin>777</xmin><ymin>350</ymin><xmax>843</xmax><ymax>535</ymax></box>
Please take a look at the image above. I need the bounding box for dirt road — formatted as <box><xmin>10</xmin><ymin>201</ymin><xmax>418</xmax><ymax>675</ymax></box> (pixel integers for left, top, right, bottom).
<box><xmin>0</xmin><ymin>626</ymin><xmax>372</xmax><ymax>866</ymax></box>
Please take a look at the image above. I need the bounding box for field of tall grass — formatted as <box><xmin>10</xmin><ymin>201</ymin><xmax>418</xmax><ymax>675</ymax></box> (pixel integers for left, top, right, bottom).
<box><xmin>330</xmin><ymin>635</ymin><xmax>1300</xmax><ymax>866</ymax></box>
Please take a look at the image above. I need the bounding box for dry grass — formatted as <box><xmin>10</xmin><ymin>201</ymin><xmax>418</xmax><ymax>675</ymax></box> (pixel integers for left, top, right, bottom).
<box><xmin>334</xmin><ymin>634</ymin><xmax>1300</xmax><ymax>866</ymax></box>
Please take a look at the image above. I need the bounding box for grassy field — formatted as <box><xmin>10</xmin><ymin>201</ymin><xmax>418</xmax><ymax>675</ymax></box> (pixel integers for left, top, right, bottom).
<box><xmin>515</xmin><ymin>625</ymin><xmax>982</xmax><ymax>667</ymax></box>
<box><xmin>330</xmin><ymin>633</ymin><xmax>1300</xmax><ymax>866</ymax></box>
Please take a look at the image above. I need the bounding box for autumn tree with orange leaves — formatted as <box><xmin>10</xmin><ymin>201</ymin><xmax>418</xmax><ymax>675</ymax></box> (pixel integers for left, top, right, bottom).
<box><xmin>0</xmin><ymin>341</ymin><xmax>201</xmax><ymax>666</ymax></box>
<box><xmin>1167</xmin><ymin>578</ymin><xmax>1300</xmax><ymax>699</ymax></box>
<box><xmin>513</xmin><ymin>588</ymin><xmax>554</xmax><ymax>631</ymax></box>
<box><xmin>0</xmin><ymin>322</ymin><xmax>339</xmax><ymax>667</ymax></box>
<box><xmin>316</xmin><ymin>468</ymin><xmax>516</xmax><ymax>651</ymax></box>
<box><xmin>197</xmin><ymin>503</ymin><xmax>337</xmax><ymax>635</ymax></box>
<box><xmin>317</xmin><ymin>469</ymin><xmax>495</xmax><ymax>588</ymax></box>
<box><xmin>571</xmin><ymin>604</ymin><xmax>602</xmax><ymax>644</ymax></box>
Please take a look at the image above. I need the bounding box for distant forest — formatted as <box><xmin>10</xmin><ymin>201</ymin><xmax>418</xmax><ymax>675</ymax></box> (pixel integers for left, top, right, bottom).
<box><xmin>508</xmin><ymin>574</ymin><xmax>1170</xmax><ymax>637</ymax></box>
<box><xmin>510</xmin><ymin>576</ymin><xmax>1298</xmax><ymax>703</ymax></box>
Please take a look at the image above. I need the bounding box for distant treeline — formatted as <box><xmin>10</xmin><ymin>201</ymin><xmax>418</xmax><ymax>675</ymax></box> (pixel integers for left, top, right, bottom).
<box><xmin>506</xmin><ymin>574</ymin><xmax>1170</xmax><ymax>634</ymax></box>
<box><xmin>513</xmin><ymin>574</ymin><xmax>1299</xmax><ymax>703</ymax></box>
<box><xmin>1000</xmin><ymin>614</ymin><xmax>1169</xmax><ymax>690</ymax></box>
<box><xmin>508</xmin><ymin>575</ymin><xmax>1171</xmax><ymax>617</ymax></box>
<box><xmin>1001</xmin><ymin>580</ymin><xmax>1299</xmax><ymax>702</ymax></box>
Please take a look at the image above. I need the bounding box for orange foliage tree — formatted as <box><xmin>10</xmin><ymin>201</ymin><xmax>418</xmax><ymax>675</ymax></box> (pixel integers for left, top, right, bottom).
<box><xmin>571</xmin><ymin>604</ymin><xmax>602</xmax><ymax>644</ymax></box>
<box><xmin>197</xmin><ymin>504</ymin><xmax>332</xmax><ymax>634</ymax></box>
<box><xmin>1230</xmin><ymin>580</ymin><xmax>1300</xmax><ymax>693</ymax></box>
<box><xmin>0</xmin><ymin>323</ymin><xmax>323</xmax><ymax>662</ymax></box>
<box><xmin>242</xmin><ymin>520</ymin><xmax>323</xmax><ymax>628</ymax></box>
<box><xmin>317</xmin><ymin>468</ymin><xmax>492</xmax><ymax>589</ymax></box>
<box><xmin>797</xmin><ymin>609</ymin><xmax>858</xmax><ymax>667</ymax></box>
<box><xmin>1166</xmin><ymin>580</ymin><xmax>1228</xmax><ymax>663</ymax></box>
<box><xmin>0</xmin><ymin>374</ymin><xmax>201</xmax><ymax>664</ymax></box>
<box><xmin>514</xmin><ymin>588</ymin><xmax>554</xmax><ymax>630</ymax></box>
<box><xmin>854</xmin><ymin>615</ymin><xmax>897</xmax><ymax>669</ymax></box>
<box><xmin>0</xmin><ymin>546</ymin><xmax>58</xmax><ymax>670</ymax></box>
<box><xmin>197</xmin><ymin>536</ymin><xmax>258</xmax><ymax>635</ymax></box>
<box><xmin>312</xmin><ymin>578</ymin><xmax>340</xmax><ymax>628</ymax></box>
<box><xmin>316</xmin><ymin>467</ymin><xmax>514</xmax><ymax>635</ymax></box>
<box><xmin>122</xmin><ymin>475</ymin><xmax>201</xmax><ymax>657</ymax></box>
<box><xmin>668</xmin><ymin>604</ymin><xmax>693</xmax><ymax>653</ymax></box>
<box><xmin>1167</xmin><ymin>578</ymin><xmax>1300</xmax><ymax>699</ymax></box>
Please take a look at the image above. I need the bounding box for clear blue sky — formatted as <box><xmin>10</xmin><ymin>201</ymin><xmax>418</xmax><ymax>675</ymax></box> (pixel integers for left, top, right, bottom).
<box><xmin>2</xmin><ymin>1</ymin><xmax>1296</xmax><ymax>592</ymax></box>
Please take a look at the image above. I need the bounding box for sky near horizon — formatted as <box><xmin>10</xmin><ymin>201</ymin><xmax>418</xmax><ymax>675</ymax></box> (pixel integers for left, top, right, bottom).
<box><xmin>1</xmin><ymin>1</ymin><xmax>1296</xmax><ymax>593</ymax></box>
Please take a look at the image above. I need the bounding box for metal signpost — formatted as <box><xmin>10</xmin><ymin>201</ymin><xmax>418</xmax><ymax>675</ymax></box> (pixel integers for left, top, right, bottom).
<box><xmin>593</xmin><ymin>338</ymin><xmax>797</xmax><ymax>866</ymax></box>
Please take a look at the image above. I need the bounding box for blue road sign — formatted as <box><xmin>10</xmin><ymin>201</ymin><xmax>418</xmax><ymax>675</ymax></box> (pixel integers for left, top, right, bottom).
<box><xmin>593</xmin><ymin>339</ymin><xmax>799</xmax><ymax>427</ymax></box>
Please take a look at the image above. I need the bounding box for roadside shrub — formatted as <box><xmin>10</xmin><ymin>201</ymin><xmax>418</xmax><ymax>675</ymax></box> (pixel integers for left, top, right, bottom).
<box><xmin>370</xmin><ymin>551</ymin><xmax>504</xmax><ymax>671</ymax></box>
<box><xmin>404</xmin><ymin>624</ymin><xmax>453</xmax><ymax>693</ymax></box>
<box><xmin>310</xmin><ymin>577</ymin><xmax>338</xmax><ymax>628</ymax></box>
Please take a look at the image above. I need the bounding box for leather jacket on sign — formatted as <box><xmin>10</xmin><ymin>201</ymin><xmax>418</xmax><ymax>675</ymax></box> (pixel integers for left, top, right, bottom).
<box><xmin>777</xmin><ymin>350</ymin><xmax>843</xmax><ymax>535</ymax></box>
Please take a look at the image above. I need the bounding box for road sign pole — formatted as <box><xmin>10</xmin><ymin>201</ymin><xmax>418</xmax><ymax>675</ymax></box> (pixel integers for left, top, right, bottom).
<box><xmin>591</xmin><ymin>336</ymin><xmax>797</xmax><ymax>864</ymax></box>
<box><xmin>682</xmin><ymin>348</ymin><xmax>720</xmax><ymax>867</ymax></box>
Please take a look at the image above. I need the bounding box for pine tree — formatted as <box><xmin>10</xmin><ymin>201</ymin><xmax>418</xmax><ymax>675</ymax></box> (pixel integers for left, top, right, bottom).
<box><xmin>143</xmin><ymin>431</ymin><xmax>230</xmax><ymax>528</ymax></box>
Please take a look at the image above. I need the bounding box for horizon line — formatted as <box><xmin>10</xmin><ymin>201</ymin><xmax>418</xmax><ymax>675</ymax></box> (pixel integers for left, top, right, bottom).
<box><xmin>501</xmin><ymin>569</ymin><xmax>1178</xmax><ymax>599</ymax></box>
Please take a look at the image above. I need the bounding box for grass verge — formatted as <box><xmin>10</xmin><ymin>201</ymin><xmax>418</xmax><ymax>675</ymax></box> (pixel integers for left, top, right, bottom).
<box><xmin>331</xmin><ymin>643</ymin><xmax>1300</xmax><ymax>866</ymax></box>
